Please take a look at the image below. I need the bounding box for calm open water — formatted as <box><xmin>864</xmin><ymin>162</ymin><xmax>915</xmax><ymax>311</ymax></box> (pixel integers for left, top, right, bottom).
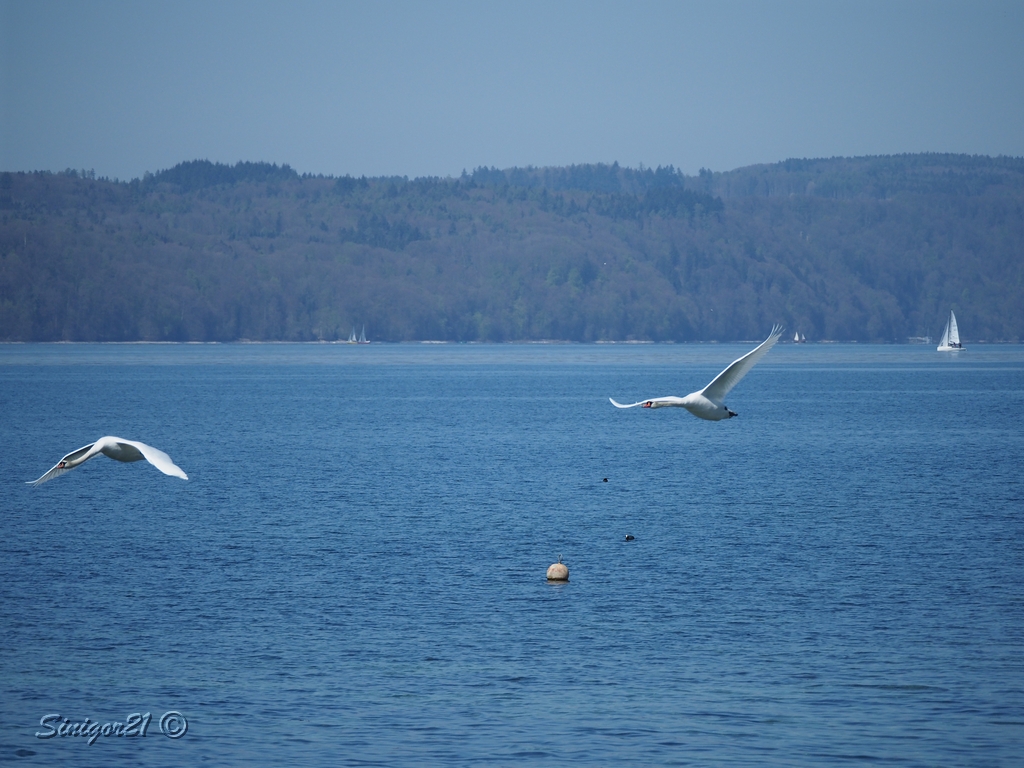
<box><xmin>1</xmin><ymin>342</ymin><xmax>1022</xmax><ymax>766</ymax></box>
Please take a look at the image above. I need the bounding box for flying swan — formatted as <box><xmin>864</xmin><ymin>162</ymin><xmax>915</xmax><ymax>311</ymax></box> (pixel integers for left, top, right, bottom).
<box><xmin>610</xmin><ymin>325</ymin><xmax>784</xmax><ymax>420</ymax></box>
<box><xmin>27</xmin><ymin>436</ymin><xmax>188</xmax><ymax>486</ymax></box>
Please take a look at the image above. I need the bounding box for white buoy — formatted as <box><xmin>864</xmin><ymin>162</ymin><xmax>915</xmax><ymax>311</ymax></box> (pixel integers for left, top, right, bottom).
<box><xmin>546</xmin><ymin>555</ymin><xmax>569</xmax><ymax>581</ymax></box>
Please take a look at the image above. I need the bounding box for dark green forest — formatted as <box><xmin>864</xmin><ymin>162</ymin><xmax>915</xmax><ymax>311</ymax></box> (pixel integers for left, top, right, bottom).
<box><xmin>1</xmin><ymin>154</ymin><xmax>1022</xmax><ymax>342</ymax></box>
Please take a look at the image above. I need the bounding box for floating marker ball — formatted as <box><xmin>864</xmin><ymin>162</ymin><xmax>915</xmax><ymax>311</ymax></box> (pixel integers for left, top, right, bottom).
<box><xmin>546</xmin><ymin>555</ymin><xmax>569</xmax><ymax>581</ymax></box>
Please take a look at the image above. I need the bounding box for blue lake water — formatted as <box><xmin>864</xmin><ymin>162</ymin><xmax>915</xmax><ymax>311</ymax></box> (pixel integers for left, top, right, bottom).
<box><xmin>1</xmin><ymin>342</ymin><xmax>1022</xmax><ymax>766</ymax></box>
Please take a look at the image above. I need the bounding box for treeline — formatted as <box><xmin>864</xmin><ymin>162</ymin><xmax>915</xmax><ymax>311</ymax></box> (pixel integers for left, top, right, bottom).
<box><xmin>1</xmin><ymin>154</ymin><xmax>1022</xmax><ymax>342</ymax></box>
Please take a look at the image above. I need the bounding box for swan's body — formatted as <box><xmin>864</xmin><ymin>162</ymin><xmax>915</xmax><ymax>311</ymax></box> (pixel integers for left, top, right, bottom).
<box><xmin>28</xmin><ymin>436</ymin><xmax>188</xmax><ymax>486</ymax></box>
<box><xmin>610</xmin><ymin>325</ymin><xmax>784</xmax><ymax>420</ymax></box>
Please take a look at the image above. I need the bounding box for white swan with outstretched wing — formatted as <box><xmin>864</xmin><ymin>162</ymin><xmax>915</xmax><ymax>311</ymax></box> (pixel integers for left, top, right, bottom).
<box><xmin>610</xmin><ymin>325</ymin><xmax>783</xmax><ymax>420</ymax></box>
<box><xmin>28</xmin><ymin>436</ymin><xmax>188</xmax><ymax>486</ymax></box>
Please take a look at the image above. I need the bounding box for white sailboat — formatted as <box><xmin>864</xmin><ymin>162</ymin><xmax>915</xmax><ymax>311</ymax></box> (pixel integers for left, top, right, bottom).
<box><xmin>358</xmin><ymin>325</ymin><xmax>369</xmax><ymax>344</ymax></box>
<box><xmin>936</xmin><ymin>310</ymin><xmax>964</xmax><ymax>351</ymax></box>
<box><xmin>348</xmin><ymin>327</ymin><xmax>358</xmax><ymax>344</ymax></box>
<box><xmin>793</xmin><ymin>331</ymin><xmax>806</xmax><ymax>343</ymax></box>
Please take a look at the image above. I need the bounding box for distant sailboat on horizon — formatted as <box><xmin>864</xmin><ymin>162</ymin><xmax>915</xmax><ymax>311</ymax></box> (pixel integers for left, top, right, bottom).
<box><xmin>793</xmin><ymin>331</ymin><xmax>806</xmax><ymax>343</ymax></box>
<box><xmin>348</xmin><ymin>327</ymin><xmax>358</xmax><ymax>344</ymax></box>
<box><xmin>358</xmin><ymin>325</ymin><xmax>369</xmax><ymax>344</ymax></box>
<box><xmin>937</xmin><ymin>310</ymin><xmax>964</xmax><ymax>351</ymax></box>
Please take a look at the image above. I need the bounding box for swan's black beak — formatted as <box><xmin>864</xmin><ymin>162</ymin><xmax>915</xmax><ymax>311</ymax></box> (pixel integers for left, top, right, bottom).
<box><xmin>727</xmin><ymin>409</ymin><xmax>737</xmax><ymax>418</ymax></box>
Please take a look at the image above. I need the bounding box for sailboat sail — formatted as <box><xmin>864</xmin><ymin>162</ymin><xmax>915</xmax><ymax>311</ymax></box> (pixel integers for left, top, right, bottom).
<box><xmin>348</xmin><ymin>327</ymin><xmax>357</xmax><ymax>343</ymax></box>
<box><xmin>358</xmin><ymin>326</ymin><xmax>368</xmax><ymax>344</ymax></box>
<box><xmin>937</xmin><ymin>310</ymin><xmax>963</xmax><ymax>351</ymax></box>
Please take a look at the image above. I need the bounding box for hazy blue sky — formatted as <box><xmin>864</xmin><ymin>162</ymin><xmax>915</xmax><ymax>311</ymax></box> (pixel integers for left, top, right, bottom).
<box><xmin>2</xmin><ymin>0</ymin><xmax>1022</xmax><ymax>180</ymax></box>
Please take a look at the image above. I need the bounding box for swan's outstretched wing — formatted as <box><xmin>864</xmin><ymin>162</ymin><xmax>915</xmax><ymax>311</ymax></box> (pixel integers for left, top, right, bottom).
<box><xmin>27</xmin><ymin>442</ymin><xmax>97</xmax><ymax>486</ymax></box>
<box><xmin>610</xmin><ymin>398</ymin><xmax>648</xmax><ymax>408</ymax></box>
<box><xmin>700</xmin><ymin>324</ymin><xmax>783</xmax><ymax>403</ymax></box>
<box><xmin>120</xmin><ymin>439</ymin><xmax>188</xmax><ymax>480</ymax></box>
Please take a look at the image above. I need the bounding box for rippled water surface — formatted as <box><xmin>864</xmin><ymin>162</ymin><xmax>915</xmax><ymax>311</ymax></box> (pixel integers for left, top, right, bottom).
<box><xmin>1</xmin><ymin>343</ymin><xmax>1022</xmax><ymax>766</ymax></box>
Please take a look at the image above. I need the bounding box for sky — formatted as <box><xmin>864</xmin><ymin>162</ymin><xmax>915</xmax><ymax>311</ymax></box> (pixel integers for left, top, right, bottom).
<box><xmin>2</xmin><ymin>0</ymin><xmax>1023</xmax><ymax>181</ymax></box>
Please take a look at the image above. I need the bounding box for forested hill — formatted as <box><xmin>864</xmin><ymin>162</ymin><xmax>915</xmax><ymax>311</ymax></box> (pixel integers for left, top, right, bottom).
<box><xmin>1</xmin><ymin>154</ymin><xmax>1022</xmax><ymax>342</ymax></box>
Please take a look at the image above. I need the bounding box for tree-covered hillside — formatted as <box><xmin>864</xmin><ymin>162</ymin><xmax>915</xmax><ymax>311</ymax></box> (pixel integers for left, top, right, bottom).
<box><xmin>1</xmin><ymin>154</ymin><xmax>1022</xmax><ymax>342</ymax></box>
